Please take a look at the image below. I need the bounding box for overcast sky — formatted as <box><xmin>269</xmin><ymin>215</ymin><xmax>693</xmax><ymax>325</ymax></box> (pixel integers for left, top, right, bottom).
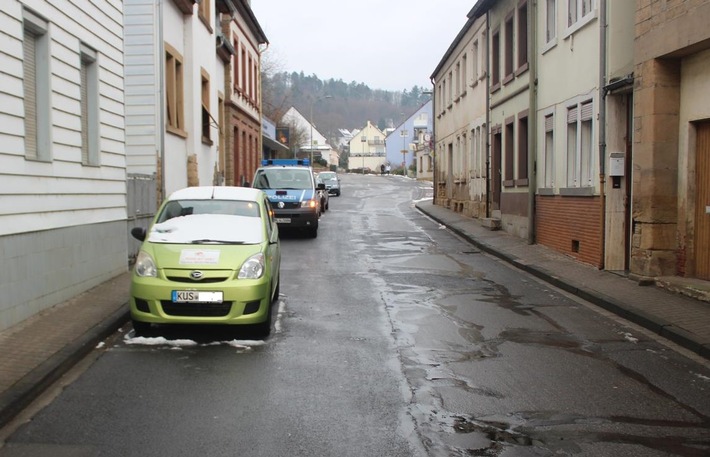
<box><xmin>251</xmin><ymin>1</ymin><xmax>475</xmax><ymax>92</ymax></box>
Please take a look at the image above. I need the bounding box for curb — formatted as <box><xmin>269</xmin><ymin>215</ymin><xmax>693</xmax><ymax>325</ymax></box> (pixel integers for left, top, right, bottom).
<box><xmin>416</xmin><ymin>203</ymin><xmax>708</xmax><ymax>360</ymax></box>
<box><xmin>0</xmin><ymin>307</ymin><xmax>130</xmax><ymax>430</ymax></box>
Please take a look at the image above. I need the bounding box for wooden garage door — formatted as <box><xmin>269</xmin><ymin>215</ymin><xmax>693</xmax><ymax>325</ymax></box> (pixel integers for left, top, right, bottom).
<box><xmin>696</xmin><ymin>122</ymin><xmax>710</xmax><ymax>280</ymax></box>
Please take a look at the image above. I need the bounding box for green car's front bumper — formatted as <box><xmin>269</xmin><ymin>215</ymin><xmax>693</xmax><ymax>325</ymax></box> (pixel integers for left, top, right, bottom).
<box><xmin>130</xmin><ymin>270</ymin><xmax>272</xmax><ymax>326</ymax></box>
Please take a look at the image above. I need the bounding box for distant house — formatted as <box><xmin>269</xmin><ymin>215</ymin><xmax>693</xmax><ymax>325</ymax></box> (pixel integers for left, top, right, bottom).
<box><xmin>348</xmin><ymin>121</ymin><xmax>386</xmax><ymax>172</ymax></box>
<box><xmin>385</xmin><ymin>100</ymin><xmax>433</xmax><ymax>178</ymax></box>
<box><xmin>281</xmin><ymin>106</ymin><xmax>337</xmax><ymax>166</ymax></box>
<box><xmin>0</xmin><ymin>1</ymin><xmax>127</xmax><ymax>330</ymax></box>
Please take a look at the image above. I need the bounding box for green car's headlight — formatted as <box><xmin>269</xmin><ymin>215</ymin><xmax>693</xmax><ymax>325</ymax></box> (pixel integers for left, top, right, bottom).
<box><xmin>135</xmin><ymin>251</ymin><xmax>157</xmax><ymax>277</ymax></box>
<box><xmin>238</xmin><ymin>253</ymin><xmax>265</xmax><ymax>279</ymax></box>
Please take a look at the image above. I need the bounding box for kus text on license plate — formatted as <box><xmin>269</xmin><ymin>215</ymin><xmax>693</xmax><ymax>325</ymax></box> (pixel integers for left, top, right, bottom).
<box><xmin>172</xmin><ymin>290</ymin><xmax>223</xmax><ymax>303</ymax></box>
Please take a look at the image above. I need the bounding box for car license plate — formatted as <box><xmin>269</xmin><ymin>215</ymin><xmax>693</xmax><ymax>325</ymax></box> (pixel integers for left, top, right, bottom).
<box><xmin>172</xmin><ymin>290</ymin><xmax>223</xmax><ymax>303</ymax></box>
<box><xmin>275</xmin><ymin>218</ymin><xmax>291</xmax><ymax>224</ymax></box>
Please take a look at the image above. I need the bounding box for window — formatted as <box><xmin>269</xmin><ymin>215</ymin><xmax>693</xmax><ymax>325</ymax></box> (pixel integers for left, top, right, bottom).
<box><xmin>252</xmin><ymin>61</ymin><xmax>258</xmax><ymax>101</ymax></box>
<box><xmin>517</xmin><ymin>114</ymin><xmax>528</xmax><ymax>184</ymax></box>
<box><xmin>546</xmin><ymin>0</ymin><xmax>557</xmax><ymax>44</ymax></box>
<box><xmin>517</xmin><ymin>1</ymin><xmax>528</xmax><ymax>71</ymax></box>
<box><xmin>568</xmin><ymin>0</ymin><xmax>595</xmax><ymax>30</ymax></box>
<box><xmin>80</xmin><ymin>44</ymin><xmax>99</xmax><ymax>165</ymax></box>
<box><xmin>23</xmin><ymin>9</ymin><xmax>51</xmax><ymax>161</ymax></box>
<box><xmin>504</xmin><ymin>117</ymin><xmax>514</xmax><ymax>185</ymax></box>
<box><xmin>201</xmin><ymin>69</ymin><xmax>211</xmax><ymax>144</ymax></box>
<box><xmin>566</xmin><ymin>106</ymin><xmax>578</xmax><ymax>186</ymax></box>
<box><xmin>218</xmin><ymin>93</ymin><xmax>225</xmax><ymax>180</ymax></box>
<box><xmin>491</xmin><ymin>29</ymin><xmax>500</xmax><ymax>89</ymax></box>
<box><xmin>472</xmin><ymin>41</ymin><xmax>479</xmax><ymax>82</ymax></box>
<box><xmin>544</xmin><ymin>114</ymin><xmax>554</xmax><ymax>187</ymax></box>
<box><xmin>241</xmin><ymin>46</ymin><xmax>247</xmax><ymax>92</ymax></box>
<box><xmin>566</xmin><ymin>101</ymin><xmax>594</xmax><ymax>187</ymax></box>
<box><xmin>165</xmin><ymin>43</ymin><xmax>185</xmax><ymax>134</ymax></box>
<box><xmin>504</xmin><ymin>14</ymin><xmax>514</xmax><ymax>81</ymax></box>
<box><xmin>455</xmin><ymin>62</ymin><xmax>461</xmax><ymax>98</ymax></box>
<box><xmin>461</xmin><ymin>54</ymin><xmax>467</xmax><ymax>92</ymax></box>
<box><xmin>198</xmin><ymin>0</ymin><xmax>212</xmax><ymax>31</ymax></box>
<box><xmin>238</xmin><ymin>38</ymin><xmax>239</xmax><ymax>91</ymax></box>
<box><xmin>247</xmin><ymin>55</ymin><xmax>253</xmax><ymax>99</ymax></box>
<box><xmin>447</xmin><ymin>71</ymin><xmax>453</xmax><ymax>105</ymax></box>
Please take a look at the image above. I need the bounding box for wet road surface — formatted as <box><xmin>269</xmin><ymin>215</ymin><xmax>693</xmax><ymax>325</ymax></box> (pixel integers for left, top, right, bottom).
<box><xmin>1</xmin><ymin>174</ymin><xmax>709</xmax><ymax>456</ymax></box>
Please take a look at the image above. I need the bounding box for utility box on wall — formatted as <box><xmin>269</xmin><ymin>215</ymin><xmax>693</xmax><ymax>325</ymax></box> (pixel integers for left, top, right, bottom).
<box><xmin>609</xmin><ymin>152</ymin><xmax>625</xmax><ymax>189</ymax></box>
<box><xmin>609</xmin><ymin>153</ymin><xmax>625</xmax><ymax>176</ymax></box>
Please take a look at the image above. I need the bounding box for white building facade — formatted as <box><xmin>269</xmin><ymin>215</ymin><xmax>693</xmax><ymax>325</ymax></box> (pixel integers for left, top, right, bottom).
<box><xmin>0</xmin><ymin>0</ymin><xmax>127</xmax><ymax>330</ymax></box>
<box><xmin>348</xmin><ymin>121</ymin><xmax>387</xmax><ymax>172</ymax></box>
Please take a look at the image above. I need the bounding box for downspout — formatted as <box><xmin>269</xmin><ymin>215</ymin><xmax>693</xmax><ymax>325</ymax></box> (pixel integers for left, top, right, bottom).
<box><xmin>485</xmin><ymin>10</ymin><xmax>491</xmax><ymax>219</ymax></box>
<box><xmin>431</xmin><ymin>77</ymin><xmax>437</xmax><ymax>203</ymax></box>
<box><xmin>598</xmin><ymin>0</ymin><xmax>608</xmax><ymax>269</ymax></box>
<box><xmin>527</xmin><ymin>0</ymin><xmax>537</xmax><ymax>245</ymax></box>
<box><xmin>158</xmin><ymin>0</ymin><xmax>166</xmax><ymax>202</ymax></box>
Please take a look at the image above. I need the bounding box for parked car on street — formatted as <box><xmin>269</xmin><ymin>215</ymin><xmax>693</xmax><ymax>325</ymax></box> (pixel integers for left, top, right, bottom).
<box><xmin>315</xmin><ymin>174</ymin><xmax>330</xmax><ymax>211</ymax></box>
<box><xmin>318</xmin><ymin>171</ymin><xmax>341</xmax><ymax>196</ymax></box>
<box><xmin>252</xmin><ymin>159</ymin><xmax>323</xmax><ymax>238</ymax></box>
<box><xmin>129</xmin><ymin>186</ymin><xmax>281</xmax><ymax>337</ymax></box>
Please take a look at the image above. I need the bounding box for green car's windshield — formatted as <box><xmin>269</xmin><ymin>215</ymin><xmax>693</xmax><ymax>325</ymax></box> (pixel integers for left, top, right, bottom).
<box><xmin>157</xmin><ymin>199</ymin><xmax>260</xmax><ymax>223</ymax></box>
<box><xmin>253</xmin><ymin>168</ymin><xmax>313</xmax><ymax>190</ymax></box>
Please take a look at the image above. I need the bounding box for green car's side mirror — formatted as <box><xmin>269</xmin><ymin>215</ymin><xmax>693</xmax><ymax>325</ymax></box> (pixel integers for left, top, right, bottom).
<box><xmin>131</xmin><ymin>227</ymin><xmax>146</xmax><ymax>242</ymax></box>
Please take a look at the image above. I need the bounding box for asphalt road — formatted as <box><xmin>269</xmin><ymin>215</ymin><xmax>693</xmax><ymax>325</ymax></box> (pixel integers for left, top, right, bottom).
<box><xmin>1</xmin><ymin>174</ymin><xmax>709</xmax><ymax>457</ymax></box>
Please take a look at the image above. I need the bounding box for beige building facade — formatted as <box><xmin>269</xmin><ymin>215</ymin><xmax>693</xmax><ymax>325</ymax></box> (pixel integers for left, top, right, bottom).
<box><xmin>431</xmin><ymin>13</ymin><xmax>488</xmax><ymax>218</ymax></box>
<box><xmin>633</xmin><ymin>0</ymin><xmax>710</xmax><ymax>280</ymax></box>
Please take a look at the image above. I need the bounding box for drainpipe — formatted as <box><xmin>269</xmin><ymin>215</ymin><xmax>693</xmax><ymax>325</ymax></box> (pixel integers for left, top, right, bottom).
<box><xmin>431</xmin><ymin>78</ymin><xmax>437</xmax><ymax>203</ymax></box>
<box><xmin>158</xmin><ymin>0</ymin><xmax>166</xmax><ymax>203</ymax></box>
<box><xmin>598</xmin><ymin>0</ymin><xmax>608</xmax><ymax>269</ymax></box>
<box><xmin>485</xmin><ymin>10</ymin><xmax>491</xmax><ymax>219</ymax></box>
<box><xmin>527</xmin><ymin>0</ymin><xmax>537</xmax><ymax>245</ymax></box>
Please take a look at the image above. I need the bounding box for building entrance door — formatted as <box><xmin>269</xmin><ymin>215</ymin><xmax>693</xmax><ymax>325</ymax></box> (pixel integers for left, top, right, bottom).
<box><xmin>695</xmin><ymin>121</ymin><xmax>710</xmax><ymax>280</ymax></box>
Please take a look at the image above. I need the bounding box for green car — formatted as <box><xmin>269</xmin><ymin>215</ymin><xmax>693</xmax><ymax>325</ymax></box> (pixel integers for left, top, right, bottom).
<box><xmin>129</xmin><ymin>186</ymin><xmax>281</xmax><ymax>337</ymax></box>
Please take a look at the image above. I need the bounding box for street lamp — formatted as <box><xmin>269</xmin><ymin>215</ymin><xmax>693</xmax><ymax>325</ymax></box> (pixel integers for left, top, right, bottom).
<box><xmin>400</xmin><ymin>129</ymin><xmax>408</xmax><ymax>177</ymax></box>
<box><xmin>310</xmin><ymin>95</ymin><xmax>332</xmax><ymax>165</ymax></box>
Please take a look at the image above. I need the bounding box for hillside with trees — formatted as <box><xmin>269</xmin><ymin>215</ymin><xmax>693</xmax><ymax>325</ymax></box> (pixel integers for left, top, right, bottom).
<box><xmin>262</xmin><ymin>70</ymin><xmax>432</xmax><ymax>145</ymax></box>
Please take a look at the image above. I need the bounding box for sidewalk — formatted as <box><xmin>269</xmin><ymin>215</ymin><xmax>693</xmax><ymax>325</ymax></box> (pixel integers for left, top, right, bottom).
<box><xmin>0</xmin><ymin>272</ymin><xmax>131</xmax><ymax>430</ymax></box>
<box><xmin>415</xmin><ymin>199</ymin><xmax>710</xmax><ymax>360</ymax></box>
<box><xmin>1</xmin><ymin>201</ymin><xmax>710</xmax><ymax>431</ymax></box>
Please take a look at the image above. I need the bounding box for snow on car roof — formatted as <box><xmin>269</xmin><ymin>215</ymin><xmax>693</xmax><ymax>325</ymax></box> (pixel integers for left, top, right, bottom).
<box><xmin>167</xmin><ymin>186</ymin><xmax>262</xmax><ymax>202</ymax></box>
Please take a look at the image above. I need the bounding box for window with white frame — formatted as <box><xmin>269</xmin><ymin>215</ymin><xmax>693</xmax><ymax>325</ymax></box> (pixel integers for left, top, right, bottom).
<box><xmin>80</xmin><ymin>44</ymin><xmax>99</xmax><ymax>166</ymax></box>
<box><xmin>546</xmin><ymin>0</ymin><xmax>557</xmax><ymax>44</ymax></box>
<box><xmin>544</xmin><ymin>114</ymin><xmax>554</xmax><ymax>187</ymax></box>
<box><xmin>566</xmin><ymin>101</ymin><xmax>594</xmax><ymax>187</ymax></box>
<box><xmin>23</xmin><ymin>9</ymin><xmax>51</xmax><ymax>161</ymax></box>
<box><xmin>568</xmin><ymin>0</ymin><xmax>594</xmax><ymax>29</ymax></box>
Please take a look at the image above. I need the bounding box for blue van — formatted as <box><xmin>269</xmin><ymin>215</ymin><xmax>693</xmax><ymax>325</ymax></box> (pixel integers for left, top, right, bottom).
<box><xmin>252</xmin><ymin>159</ymin><xmax>324</xmax><ymax>238</ymax></box>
